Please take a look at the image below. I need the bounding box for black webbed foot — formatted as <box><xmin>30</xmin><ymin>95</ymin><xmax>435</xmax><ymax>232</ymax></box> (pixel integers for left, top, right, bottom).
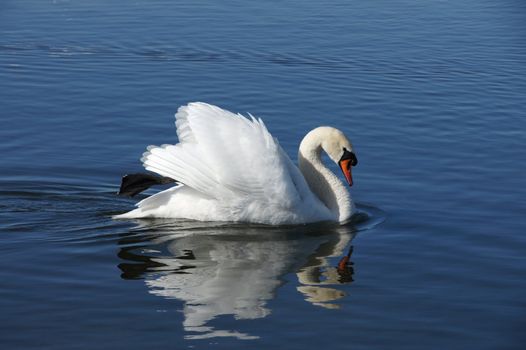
<box><xmin>118</xmin><ymin>173</ymin><xmax>176</xmax><ymax>197</ymax></box>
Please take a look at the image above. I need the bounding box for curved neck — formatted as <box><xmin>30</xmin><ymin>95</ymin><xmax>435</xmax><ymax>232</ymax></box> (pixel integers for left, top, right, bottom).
<box><xmin>298</xmin><ymin>130</ymin><xmax>353</xmax><ymax>222</ymax></box>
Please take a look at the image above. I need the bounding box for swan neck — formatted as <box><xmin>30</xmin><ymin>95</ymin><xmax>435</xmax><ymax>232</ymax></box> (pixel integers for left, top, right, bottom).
<box><xmin>298</xmin><ymin>131</ymin><xmax>353</xmax><ymax>222</ymax></box>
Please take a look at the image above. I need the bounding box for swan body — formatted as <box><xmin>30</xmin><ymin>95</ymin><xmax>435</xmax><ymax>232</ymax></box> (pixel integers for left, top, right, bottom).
<box><xmin>115</xmin><ymin>103</ymin><xmax>357</xmax><ymax>225</ymax></box>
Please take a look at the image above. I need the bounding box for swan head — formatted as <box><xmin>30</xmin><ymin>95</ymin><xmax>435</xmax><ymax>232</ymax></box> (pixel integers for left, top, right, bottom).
<box><xmin>300</xmin><ymin>126</ymin><xmax>358</xmax><ymax>186</ymax></box>
<box><xmin>320</xmin><ymin>127</ymin><xmax>357</xmax><ymax>186</ymax></box>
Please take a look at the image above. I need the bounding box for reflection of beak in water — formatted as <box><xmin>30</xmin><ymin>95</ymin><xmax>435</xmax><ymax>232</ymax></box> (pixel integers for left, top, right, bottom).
<box><xmin>296</xmin><ymin>237</ymin><xmax>355</xmax><ymax>309</ymax></box>
<box><xmin>117</xmin><ymin>220</ymin><xmax>357</xmax><ymax>340</ymax></box>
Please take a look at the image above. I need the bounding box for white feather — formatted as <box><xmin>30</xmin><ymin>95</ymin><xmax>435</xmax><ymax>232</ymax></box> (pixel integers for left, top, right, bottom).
<box><xmin>115</xmin><ymin>102</ymin><xmax>353</xmax><ymax>224</ymax></box>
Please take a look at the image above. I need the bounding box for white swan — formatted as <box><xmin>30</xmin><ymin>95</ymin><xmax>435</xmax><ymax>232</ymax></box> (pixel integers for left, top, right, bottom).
<box><xmin>115</xmin><ymin>102</ymin><xmax>358</xmax><ymax>225</ymax></box>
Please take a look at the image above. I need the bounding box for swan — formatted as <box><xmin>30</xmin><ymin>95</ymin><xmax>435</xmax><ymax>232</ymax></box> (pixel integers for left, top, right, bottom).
<box><xmin>115</xmin><ymin>102</ymin><xmax>358</xmax><ymax>225</ymax></box>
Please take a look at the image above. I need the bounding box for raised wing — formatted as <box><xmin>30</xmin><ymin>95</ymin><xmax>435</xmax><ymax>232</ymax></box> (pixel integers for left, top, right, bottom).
<box><xmin>141</xmin><ymin>102</ymin><xmax>304</xmax><ymax>208</ymax></box>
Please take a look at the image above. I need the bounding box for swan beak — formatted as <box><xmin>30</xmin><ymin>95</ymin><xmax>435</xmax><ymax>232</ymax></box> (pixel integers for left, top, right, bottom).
<box><xmin>339</xmin><ymin>159</ymin><xmax>353</xmax><ymax>186</ymax></box>
<box><xmin>338</xmin><ymin>149</ymin><xmax>357</xmax><ymax>187</ymax></box>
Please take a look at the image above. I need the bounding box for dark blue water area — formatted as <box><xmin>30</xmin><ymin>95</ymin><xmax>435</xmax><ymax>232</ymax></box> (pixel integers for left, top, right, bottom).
<box><xmin>1</xmin><ymin>0</ymin><xmax>525</xmax><ymax>349</ymax></box>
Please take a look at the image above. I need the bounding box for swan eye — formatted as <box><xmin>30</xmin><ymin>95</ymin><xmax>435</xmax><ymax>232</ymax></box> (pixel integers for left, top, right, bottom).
<box><xmin>340</xmin><ymin>148</ymin><xmax>358</xmax><ymax>166</ymax></box>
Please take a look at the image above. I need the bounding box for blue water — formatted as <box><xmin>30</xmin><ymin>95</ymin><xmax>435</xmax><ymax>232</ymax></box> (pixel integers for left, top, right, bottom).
<box><xmin>1</xmin><ymin>0</ymin><xmax>525</xmax><ymax>349</ymax></box>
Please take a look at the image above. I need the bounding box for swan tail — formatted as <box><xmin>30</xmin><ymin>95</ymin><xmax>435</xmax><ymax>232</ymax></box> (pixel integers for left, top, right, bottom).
<box><xmin>114</xmin><ymin>186</ymin><xmax>180</xmax><ymax>219</ymax></box>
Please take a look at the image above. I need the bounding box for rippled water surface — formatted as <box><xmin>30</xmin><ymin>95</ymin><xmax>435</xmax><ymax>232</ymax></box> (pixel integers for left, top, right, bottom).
<box><xmin>1</xmin><ymin>0</ymin><xmax>525</xmax><ymax>349</ymax></box>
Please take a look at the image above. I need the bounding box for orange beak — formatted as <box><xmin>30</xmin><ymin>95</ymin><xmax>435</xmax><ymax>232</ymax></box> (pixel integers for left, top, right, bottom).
<box><xmin>339</xmin><ymin>159</ymin><xmax>353</xmax><ymax>186</ymax></box>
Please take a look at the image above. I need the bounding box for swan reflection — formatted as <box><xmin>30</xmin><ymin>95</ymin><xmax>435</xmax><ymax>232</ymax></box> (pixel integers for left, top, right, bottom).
<box><xmin>117</xmin><ymin>220</ymin><xmax>359</xmax><ymax>340</ymax></box>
